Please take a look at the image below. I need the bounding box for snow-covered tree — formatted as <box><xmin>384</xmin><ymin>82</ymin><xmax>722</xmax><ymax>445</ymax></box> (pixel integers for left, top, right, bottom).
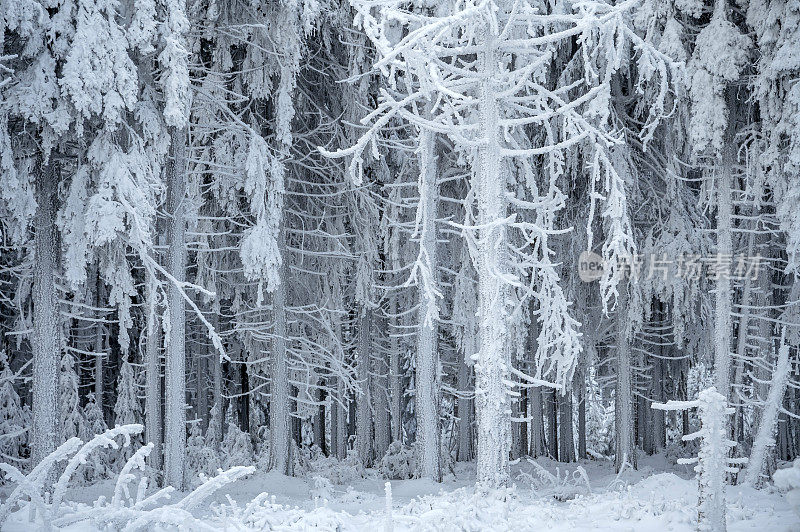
<box><xmin>328</xmin><ymin>0</ymin><xmax>675</xmax><ymax>487</ymax></box>
<box><xmin>0</xmin><ymin>350</ymin><xmax>30</xmax><ymax>469</ymax></box>
<box><xmin>59</xmin><ymin>352</ymin><xmax>85</xmax><ymax>443</ymax></box>
<box><xmin>81</xmin><ymin>392</ymin><xmax>110</xmax><ymax>482</ymax></box>
<box><xmin>113</xmin><ymin>358</ymin><xmax>141</xmax><ymax>464</ymax></box>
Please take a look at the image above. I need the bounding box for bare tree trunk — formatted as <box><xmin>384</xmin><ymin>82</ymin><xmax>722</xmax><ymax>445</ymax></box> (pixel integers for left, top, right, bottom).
<box><xmin>356</xmin><ymin>308</ymin><xmax>373</xmax><ymax>466</ymax></box>
<box><xmin>31</xmin><ymin>161</ymin><xmax>60</xmax><ymax>467</ymax></box>
<box><xmin>330</xmin><ymin>385</ymin><xmax>338</xmax><ymax>458</ymax></box>
<box><xmin>456</xmin><ymin>353</ymin><xmax>473</xmax><ymax>461</ymax></box>
<box><xmin>615</xmin><ymin>290</ymin><xmax>636</xmax><ymax>472</ymax></box>
<box><xmin>546</xmin><ymin>388</ymin><xmax>558</xmax><ymax>459</ymax></box>
<box><xmin>348</xmin><ymin>391</ymin><xmax>356</xmax><ymax>441</ymax></box>
<box><xmin>210</xmin><ymin>311</ymin><xmax>223</xmax><ymax>445</ymax></box>
<box><xmin>576</xmin><ymin>375</ymin><xmax>587</xmax><ymax>460</ymax></box>
<box><xmin>732</xmin><ymin>231</ymin><xmax>756</xmax><ymax>445</ymax></box>
<box><xmin>330</xmin><ymin>303</ymin><xmax>347</xmax><ymax>459</ymax></box>
<box><xmin>414</xmin><ymin>125</ymin><xmax>442</xmax><ymax>480</ymax></box>
<box><xmin>373</xmin><ymin>336</ymin><xmax>390</xmax><ymax>460</ymax></box>
<box><xmin>315</xmin><ymin>387</ymin><xmax>327</xmax><ymax>455</ymax></box>
<box><xmin>473</xmin><ymin>35</ymin><xmax>512</xmax><ymax>488</ymax></box>
<box><xmin>290</xmin><ymin>386</ymin><xmax>301</xmax><ymax>447</ymax></box>
<box><xmin>389</xmin><ymin>296</ymin><xmax>403</xmax><ymax>444</ymax></box>
<box><xmin>337</xmin><ymin>379</ymin><xmax>348</xmax><ymax>458</ymax></box>
<box><xmin>145</xmin><ymin>273</ymin><xmax>162</xmax><ymax>473</ymax></box>
<box><xmin>641</xmin><ymin>388</ymin><xmax>654</xmax><ymax>455</ymax></box>
<box><xmin>530</xmin><ymin>386</ymin><xmax>545</xmax><ymax>457</ymax></box>
<box><xmin>269</xmin><ymin>241</ymin><xmax>292</xmax><ymax>474</ymax></box>
<box><xmin>743</xmin><ymin>329</ymin><xmax>791</xmax><ymax>486</ymax></box>
<box><xmin>520</xmin><ymin>387</ymin><xmax>528</xmax><ymax>457</ymax></box>
<box><xmin>93</xmin><ymin>279</ymin><xmax>104</xmax><ymax>418</ymax></box>
<box><xmin>164</xmin><ymin>127</ymin><xmax>188</xmax><ymax>490</ymax></box>
<box><xmin>511</xmin><ymin>385</ymin><xmax>522</xmax><ymax>460</ymax></box>
<box><xmin>558</xmin><ymin>388</ymin><xmax>575</xmax><ymax>462</ymax></box>
<box><xmin>713</xmin><ymin>90</ymin><xmax>736</xmax><ymax>400</ymax></box>
<box><xmin>197</xmin><ymin>342</ymin><xmax>209</xmax><ymax>432</ymax></box>
<box><xmin>652</xmin><ymin>357</ymin><xmax>666</xmax><ymax>452</ymax></box>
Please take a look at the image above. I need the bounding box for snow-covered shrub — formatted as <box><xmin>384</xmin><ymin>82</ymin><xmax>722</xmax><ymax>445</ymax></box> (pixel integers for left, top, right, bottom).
<box><xmin>222</xmin><ymin>407</ymin><xmax>254</xmax><ymax>469</ymax></box>
<box><xmin>304</xmin><ymin>449</ymin><xmax>369</xmax><ymax>485</ymax></box>
<box><xmin>222</xmin><ymin>426</ymin><xmax>254</xmax><ymax>469</ymax></box>
<box><xmin>773</xmin><ymin>459</ymin><xmax>800</xmax><ymax>516</ymax></box>
<box><xmin>311</xmin><ymin>475</ymin><xmax>334</xmax><ymax>501</ymax></box>
<box><xmin>292</xmin><ymin>438</ymin><xmax>316</xmax><ymax>475</ymax></box>
<box><xmin>518</xmin><ymin>459</ymin><xmax>592</xmax><ymax>501</ymax></box>
<box><xmin>206</xmin><ymin>402</ymin><xmax>223</xmax><ymax>450</ymax></box>
<box><xmin>255</xmin><ymin>432</ymin><xmax>272</xmax><ymax>472</ymax></box>
<box><xmin>187</xmin><ymin>421</ymin><xmax>221</xmax><ymax>486</ymax></box>
<box><xmin>664</xmin><ymin>436</ymin><xmax>701</xmax><ymax>466</ymax></box>
<box><xmin>210</xmin><ymin>491</ymin><xmax>350</xmax><ymax>530</ymax></box>
<box><xmin>379</xmin><ymin>441</ymin><xmax>417</xmax><ymax>480</ymax></box>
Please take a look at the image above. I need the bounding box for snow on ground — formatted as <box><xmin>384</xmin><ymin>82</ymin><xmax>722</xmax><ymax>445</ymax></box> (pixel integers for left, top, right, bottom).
<box><xmin>3</xmin><ymin>455</ymin><xmax>798</xmax><ymax>531</ymax></box>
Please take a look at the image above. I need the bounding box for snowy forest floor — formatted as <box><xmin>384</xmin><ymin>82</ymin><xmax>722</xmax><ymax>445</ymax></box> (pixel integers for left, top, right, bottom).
<box><xmin>3</xmin><ymin>454</ymin><xmax>798</xmax><ymax>531</ymax></box>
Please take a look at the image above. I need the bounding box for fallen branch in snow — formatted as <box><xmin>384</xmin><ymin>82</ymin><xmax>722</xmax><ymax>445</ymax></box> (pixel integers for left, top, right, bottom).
<box><xmin>0</xmin><ymin>437</ymin><xmax>84</xmax><ymax>528</ymax></box>
<box><xmin>52</xmin><ymin>424</ymin><xmax>143</xmax><ymax>510</ymax></box>
<box><xmin>55</xmin><ymin>466</ymin><xmax>254</xmax><ymax>531</ymax></box>
<box><xmin>1</xmin><ymin>425</ymin><xmax>254</xmax><ymax>532</ymax></box>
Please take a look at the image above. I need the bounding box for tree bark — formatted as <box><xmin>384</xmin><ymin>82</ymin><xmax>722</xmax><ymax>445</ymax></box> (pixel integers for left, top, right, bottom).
<box><xmin>558</xmin><ymin>388</ymin><xmax>575</xmax><ymax>462</ymax></box>
<box><xmin>210</xmin><ymin>311</ymin><xmax>223</xmax><ymax>446</ymax></box>
<box><xmin>31</xmin><ymin>160</ymin><xmax>60</xmax><ymax>467</ymax></box>
<box><xmin>652</xmin><ymin>357</ymin><xmax>666</xmax><ymax>452</ymax></box>
<box><xmin>313</xmin><ymin>386</ymin><xmax>327</xmax><ymax>454</ymax></box>
<box><xmin>456</xmin><ymin>353</ymin><xmax>473</xmax><ymax>461</ymax></box>
<box><xmin>389</xmin><ymin>295</ymin><xmax>403</xmax><ymax>444</ymax></box>
<box><xmin>144</xmin><ymin>273</ymin><xmax>162</xmax><ymax>473</ymax></box>
<box><xmin>732</xmin><ymin>231</ymin><xmax>756</xmax><ymax>446</ymax></box>
<box><xmin>743</xmin><ymin>330</ymin><xmax>791</xmax><ymax>486</ymax></box>
<box><xmin>520</xmin><ymin>386</ymin><xmax>528</xmax><ymax>458</ymax></box>
<box><xmin>415</xmin><ymin>125</ymin><xmax>442</xmax><ymax>480</ymax></box>
<box><xmin>330</xmin><ymin>385</ymin><xmax>338</xmax><ymax>458</ymax></box>
<box><xmin>615</xmin><ymin>289</ymin><xmax>636</xmax><ymax>472</ymax></box>
<box><xmin>530</xmin><ymin>386</ymin><xmax>545</xmax><ymax>457</ymax></box>
<box><xmin>93</xmin><ymin>278</ymin><xmax>104</xmax><ymax>419</ymax></box>
<box><xmin>268</xmin><ymin>237</ymin><xmax>292</xmax><ymax>474</ymax></box>
<box><xmin>713</xmin><ymin>89</ymin><xmax>736</xmax><ymax>399</ymax></box>
<box><xmin>373</xmin><ymin>360</ymin><xmax>390</xmax><ymax>461</ymax></box>
<box><xmin>331</xmin><ymin>301</ymin><xmax>347</xmax><ymax>459</ymax></box>
<box><xmin>473</xmin><ymin>33</ymin><xmax>512</xmax><ymax>488</ymax></box>
<box><xmin>546</xmin><ymin>388</ymin><xmax>558</xmax><ymax>459</ymax></box>
<box><xmin>197</xmin><ymin>340</ymin><xmax>208</xmax><ymax>432</ymax></box>
<box><xmin>336</xmin><ymin>375</ymin><xmax>348</xmax><ymax>459</ymax></box>
<box><xmin>356</xmin><ymin>307</ymin><xmax>373</xmax><ymax>466</ymax></box>
<box><xmin>164</xmin><ymin>126</ymin><xmax>188</xmax><ymax>490</ymax></box>
<box><xmin>511</xmin><ymin>385</ymin><xmax>523</xmax><ymax>460</ymax></box>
